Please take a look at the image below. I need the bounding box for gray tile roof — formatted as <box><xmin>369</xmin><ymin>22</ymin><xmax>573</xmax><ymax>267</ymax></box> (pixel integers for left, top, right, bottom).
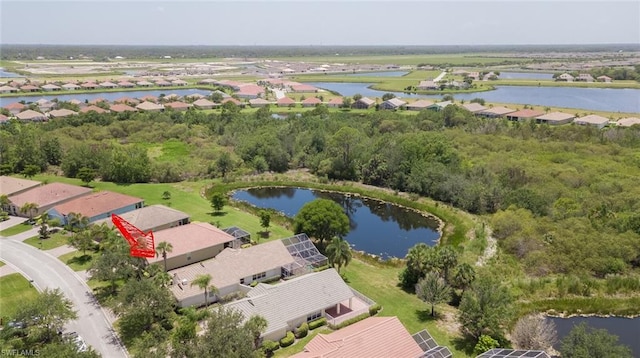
<box><xmin>93</xmin><ymin>204</ymin><xmax>189</xmax><ymax>232</ymax></box>
<box><xmin>225</xmin><ymin>269</ymin><xmax>354</xmax><ymax>335</ymax></box>
<box><xmin>169</xmin><ymin>239</ymin><xmax>296</xmax><ymax>300</ymax></box>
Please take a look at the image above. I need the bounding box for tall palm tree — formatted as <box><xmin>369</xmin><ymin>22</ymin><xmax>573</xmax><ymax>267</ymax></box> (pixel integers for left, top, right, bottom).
<box><xmin>190</xmin><ymin>274</ymin><xmax>218</xmax><ymax>308</ymax></box>
<box><xmin>0</xmin><ymin>194</ymin><xmax>10</xmax><ymax>211</ymax></box>
<box><xmin>155</xmin><ymin>241</ymin><xmax>173</xmax><ymax>272</ymax></box>
<box><xmin>67</xmin><ymin>212</ymin><xmax>89</xmax><ymax>232</ymax></box>
<box><xmin>245</xmin><ymin>315</ymin><xmax>268</xmax><ymax>349</ymax></box>
<box><xmin>453</xmin><ymin>263</ymin><xmax>476</xmax><ymax>297</ymax></box>
<box><xmin>325</xmin><ymin>237</ymin><xmax>352</xmax><ymax>273</ymax></box>
<box><xmin>20</xmin><ymin>202</ymin><xmax>39</xmax><ymax>222</ymax></box>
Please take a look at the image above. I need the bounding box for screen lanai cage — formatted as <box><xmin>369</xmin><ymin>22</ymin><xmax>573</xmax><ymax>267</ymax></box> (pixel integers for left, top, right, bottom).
<box><xmin>281</xmin><ymin>233</ymin><xmax>328</xmax><ymax>277</ymax></box>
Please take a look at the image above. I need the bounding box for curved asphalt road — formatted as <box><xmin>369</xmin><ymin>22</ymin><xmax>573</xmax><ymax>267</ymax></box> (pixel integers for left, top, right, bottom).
<box><xmin>0</xmin><ymin>231</ymin><xmax>128</xmax><ymax>358</ymax></box>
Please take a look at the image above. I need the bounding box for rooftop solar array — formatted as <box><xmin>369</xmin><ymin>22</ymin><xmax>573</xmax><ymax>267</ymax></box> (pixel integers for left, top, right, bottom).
<box><xmin>476</xmin><ymin>349</ymin><xmax>551</xmax><ymax>358</ymax></box>
<box><xmin>413</xmin><ymin>330</ymin><xmax>452</xmax><ymax>358</ymax></box>
<box><xmin>281</xmin><ymin>233</ymin><xmax>328</xmax><ymax>268</ymax></box>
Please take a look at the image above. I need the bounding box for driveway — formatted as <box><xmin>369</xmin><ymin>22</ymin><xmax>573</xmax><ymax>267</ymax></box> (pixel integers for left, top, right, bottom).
<box><xmin>0</xmin><ymin>236</ymin><xmax>128</xmax><ymax>357</ymax></box>
<box><xmin>0</xmin><ymin>216</ymin><xmax>28</xmax><ymax>230</ymax></box>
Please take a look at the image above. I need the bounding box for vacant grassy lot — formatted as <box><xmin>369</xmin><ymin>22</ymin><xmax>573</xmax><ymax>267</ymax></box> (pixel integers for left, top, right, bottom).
<box><xmin>23</xmin><ymin>232</ymin><xmax>69</xmax><ymax>250</ymax></box>
<box><xmin>58</xmin><ymin>250</ymin><xmax>97</xmax><ymax>271</ymax></box>
<box><xmin>0</xmin><ymin>223</ymin><xmax>33</xmax><ymax>237</ymax></box>
<box><xmin>0</xmin><ymin>273</ymin><xmax>39</xmax><ymax>321</ymax></box>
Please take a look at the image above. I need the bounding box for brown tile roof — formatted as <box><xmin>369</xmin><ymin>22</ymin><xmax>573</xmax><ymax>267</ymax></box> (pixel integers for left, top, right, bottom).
<box><xmin>138</xmin><ymin>95</ymin><xmax>158</xmax><ymax>102</ymax></box>
<box><xmin>110</xmin><ymin>104</ymin><xmax>137</xmax><ymax>113</ymax></box>
<box><xmin>20</xmin><ymin>85</ymin><xmax>40</xmax><ymax>91</ymax></box>
<box><xmin>575</xmin><ymin>114</ymin><xmax>609</xmax><ymax>125</ymax></box>
<box><xmin>0</xmin><ymin>176</ymin><xmax>41</xmax><ymax>197</ymax></box>
<box><xmin>9</xmin><ymin>182</ymin><xmax>92</xmax><ymax>208</ymax></box>
<box><xmin>290</xmin><ymin>84</ymin><xmax>318</xmax><ymax>92</ymax></box>
<box><xmin>221</xmin><ymin>97</ymin><xmax>241</xmax><ymax>105</ymax></box>
<box><xmin>277</xmin><ymin>97</ymin><xmax>296</xmax><ymax>105</ymax></box>
<box><xmin>16</xmin><ymin>110</ymin><xmax>47</xmax><ymax>121</ymax></box>
<box><xmin>302</xmin><ymin>97</ymin><xmax>322</xmax><ymax>104</ymax></box>
<box><xmin>292</xmin><ymin>317</ymin><xmax>423</xmax><ymax>358</ymax></box>
<box><xmin>4</xmin><ymin>102</ymin><xmax>25</xmax><ymax>110</ymax></box>
<box><xmin>192</xmin><ymin>98</ymin><xmax>216</xmax><ymax>108</ymax></box>
<box><xmin>462</xmin><ymin>102</ymin><xmax>486</xmax><ymax>112</ymax></box>
<box><xmin>164</xmin><ymin>101</ymin><xmax>192</xmax><ymax>110</ymax></box>
<box><xmin>507</xmin><ymin>109</ymin><xmax>545</xmax><ymax>119</ymax></box>
<box><xmin>80</xmin><ymin>105</ymin><xmax>108</xmax><ymax>114</ymax></box>
<box><xmin>136</xmin><ymin>101</ymin><xmax>165</xmax><ymax>111</ymax></box>
<box><xmin>480</xmin><ymin>106</ymin><xmax>516</xmax><ymax>116</ymax></box>
<box><xmin>51</xmin><ymin>191</ymin><xmax>142</xmax><ymax>218</ymax></box>
<box><xmin>168</xmin><ymin>239</ymin><xmax>295</xmax><ymax>299</ymax></box>
<box><xmin>327</xmin><ymin>97</ymin><xmax>343</xmax><ymax>105</ymax></box>
<box><xmin>407</xmin><ymin>99</ymin><xmax>435</xmax><ymax>109</ymax></box>
<box><xmin>48</xmin><ymin>109</ymin><xmax>78</xmax><ymax>118</ymax></box>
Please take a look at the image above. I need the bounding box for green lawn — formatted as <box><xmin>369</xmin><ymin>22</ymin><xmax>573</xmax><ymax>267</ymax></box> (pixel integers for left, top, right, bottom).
<box><xmin>342</xmin><ymin>259</ymin><xmax>472</xmax><ymax>357</ymax></box>
<box><xmin>0</xmin><ymin>273</ymin><xmax>39</xmax><ymax>322</ymax></box>
<box><xmin>23</xmin><ymin>232</ymin><xmax>70</xmax><ymax>250</ymax></box>
<box><xmin>58</xmin><ymin>250</ymin><xmax>97</xmax><ymax>271</ymax></box>
<box><xmin>0</xmin><ymin>222</ymin><xmax>34</xmax><ymax>237</ymax></box>
<box><xmin>0</xmin><ymin>261</ymin><xmax>5</xmax><ymax>267</ymax></box>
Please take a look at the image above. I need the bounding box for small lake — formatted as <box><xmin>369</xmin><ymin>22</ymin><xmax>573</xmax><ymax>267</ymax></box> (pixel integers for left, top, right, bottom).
<box><xmin>0</xmin><ymin>69</ymin><xmax>23</xmax><ymax>78</ymax></box>
<box><xmin>232</xmin><ymin>187</ymin><xmax>441</xmax><ymax>260</ymax></box>
<box><xmin>547</xmin><ymin>316</ymin><xmax>640</xmax><ymax>356</ymax></box>
<box><xmin>0</xmin><ymin>88</ymin><xmax>212</xmax><ymax>106</ymax></box>
<box><xmin>498</xmin><ymin>71</ymin><xmax>554</xmax><ymax>80</ymax></box>
<box><xmin>307</xmin><ymin>82</ymin><xmax>640</xmax><ymax>113</ymax></box>
<box><xmin>341</xmin><ymin>71</ymin><xmax>408</xmax><ymax>77</ymax></box>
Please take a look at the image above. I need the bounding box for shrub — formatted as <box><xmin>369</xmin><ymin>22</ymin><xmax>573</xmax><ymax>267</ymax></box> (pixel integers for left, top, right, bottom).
<box><xmin>279</xmin><ymin>331</ymin><xmax>295</xmax><ymax>348</ymax></box>
<box><xmin>250</xmin><ymin>281</ymin><xmax>258</xmax><ymax>287</ymax></box>
<box><xmin>308</xmin><ymin>317</ymin><xmax>327</xmax><ymax>330</ymax></box>
<box><xmin>369</xmin><ymin>304</ymin><xmax>382</xmax><ymax>316</ymax></box>
<box><xmin>295</xmin><ymin>322</ymin><xmax>308</xmax><ymax>339</ymax></box>
<box><xmin>474</xmin><ymin>335</ymin><xmax>500</xmax><ymax>355</ymax></box>
<box><xmin>261</xmin><ymin>340</ymin><xmax>280</xmax><ymax>354</ymax></box>
<box><xmin>329</xmin><ymin>312</ymin><xmax>370</xmax><ymax>330</ymax></box>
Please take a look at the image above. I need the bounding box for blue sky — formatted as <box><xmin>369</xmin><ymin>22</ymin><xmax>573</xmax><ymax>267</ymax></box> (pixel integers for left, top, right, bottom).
<box><xmin>1</xmin><ymin>1</ymin><xmax>638</xmax><ymax>45</ymax></box>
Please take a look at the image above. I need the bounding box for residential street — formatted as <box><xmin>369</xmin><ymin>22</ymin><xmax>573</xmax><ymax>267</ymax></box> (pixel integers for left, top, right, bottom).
<box><xmin>0</xmin><ymin>233</ymin><xmax>128</xmax><ymax>357</ymax></box>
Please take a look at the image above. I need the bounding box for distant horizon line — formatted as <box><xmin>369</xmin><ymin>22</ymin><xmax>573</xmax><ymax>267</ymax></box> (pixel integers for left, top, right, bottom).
<box><xmin>2</xmin><ymin>43</ymin><xmax>639</xmax><ymax>48</ymax></box>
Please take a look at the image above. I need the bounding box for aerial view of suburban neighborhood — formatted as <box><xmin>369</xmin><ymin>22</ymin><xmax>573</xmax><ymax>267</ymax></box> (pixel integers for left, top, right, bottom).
<box><xmin>0</xmin><ymin>1</ymin><xmax>639</xmax><ymax>357</ymax></box>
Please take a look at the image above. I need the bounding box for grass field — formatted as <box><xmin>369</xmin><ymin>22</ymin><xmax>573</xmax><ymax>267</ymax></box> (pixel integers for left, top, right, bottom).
<box><xmin>0</xmin><ymin>261</ymin><xmax>5</xmax><ymax>267</ymax></box>
<box><xmin>23</xmin><ymin>232</ymin><xmax>70</xmax><ymax>250</ymax></box>
<box><xmin>274</xmin><ymin>54</ymin><xmax>533</xmax><ymax>66</ymax></box>
<box><xmin>58</xmin><ymin>250</ymin><xmax>97</xmax><ymax>271</ymax></box>
<box><xmin>0</xmin><ymin>223</ymin><xmax>33</xmax><ymax>237</ymax></box>
<box><xmin>0</xmin><ymin>273</ymin><xmax>39</xmax><ymax>321</ymax></box>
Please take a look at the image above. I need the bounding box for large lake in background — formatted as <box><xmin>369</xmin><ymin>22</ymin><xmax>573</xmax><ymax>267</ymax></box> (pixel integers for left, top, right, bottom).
<box><xmin>0</xmin><ymin>88</ymin><xmax>213</xmax><ymax>106</ymax></box>
<box><xmin>499</xmin><ymin>72</ymin><xmax>554</xmax><ymax>80</ymax></box>
<box><xmin>547</xmin><ymin>316</ymin><xmax>640</xmax><ymax>356</ymax></box>
<box><xmin>0</xmin><ymin>69</ymin><xmax>23</xmax><ymax>78</ymax></box>
<box><xmin>307</xmin><ymin>82</ymin><xmax>640</xmax><ymax>113</ymax></box>
<box><xmin>232</xmin><ymin>187</ymin><xmax>441</xmax><ymax>260</ymax></box>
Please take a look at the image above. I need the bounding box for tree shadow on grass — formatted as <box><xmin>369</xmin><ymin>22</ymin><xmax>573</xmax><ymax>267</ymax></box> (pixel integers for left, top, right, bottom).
<box><xmin>259</xmin><ymin>231</ymin><xmax>270</xmax><ymax>239</ymax></box>
<box><xmin>452</xmin><ymin>334</ymin><xmax>477</xmax><ymax>356</ymax></box>
<box><xmin>209</xmin><ymin>211</ymin><xmax>227</xmax><ymax>217</ymax></box>
<box><xmin>415</xmin><ymin>309</ymin><xmax>442</xmax><ymax>323</ymax></box>
<box><xmin>66</xmin><ymin>254</ymin><xmax>93</xmax><ymax>266</ymax></box>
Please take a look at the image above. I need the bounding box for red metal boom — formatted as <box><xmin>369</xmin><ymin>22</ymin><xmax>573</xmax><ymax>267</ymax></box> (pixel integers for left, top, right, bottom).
<box><xmin>111</xmin><ymin>214</ymin><xmax>156</xmax><ymax>258</ymax></box>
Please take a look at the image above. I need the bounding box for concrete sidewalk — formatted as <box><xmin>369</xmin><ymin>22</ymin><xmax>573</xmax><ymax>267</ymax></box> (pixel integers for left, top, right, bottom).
<box><xmin>0</xmin><ymin>264</ymin><xmax>17</xmax><ymax>277</ymax></box>
<box><xmin>46</xmin><ymin>244</ymin><xmax>77</xmax><ymax>257</ymax></box>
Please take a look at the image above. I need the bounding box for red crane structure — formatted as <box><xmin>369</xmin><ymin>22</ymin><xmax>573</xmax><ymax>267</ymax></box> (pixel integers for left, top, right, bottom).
<box><xmin>111</xmin><ymin>213</ymin><xmax>156</xmax><ymax>258</ymax></box>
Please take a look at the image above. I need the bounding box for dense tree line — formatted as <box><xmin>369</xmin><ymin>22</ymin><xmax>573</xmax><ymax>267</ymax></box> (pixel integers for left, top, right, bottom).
<box><xmin>2</xmin><ymin>104</ymin><xmax>640</xmax><ymax>277</ymax></box>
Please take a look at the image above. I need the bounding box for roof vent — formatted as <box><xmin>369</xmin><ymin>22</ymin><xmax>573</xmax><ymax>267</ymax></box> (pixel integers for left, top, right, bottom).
<box><xmin>182</xmin><ymin>279</ymin><xmax>187</xmax><ymax>285</ymax></box>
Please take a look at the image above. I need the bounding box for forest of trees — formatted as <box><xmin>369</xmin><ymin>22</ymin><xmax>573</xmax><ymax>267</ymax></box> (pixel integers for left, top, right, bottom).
<box><xmin>1</xmin><ymin>104</ymin><xmax>640</xmax><ymax>279</ymax></box>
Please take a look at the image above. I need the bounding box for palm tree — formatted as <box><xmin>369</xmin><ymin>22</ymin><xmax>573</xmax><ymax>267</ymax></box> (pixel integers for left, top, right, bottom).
<box><xmin>20</xmin><ymin>202</ymin><xmax>39</xmax><ymax>222</ymax></box>
<box><xmin>0</xmin><ymin>194</ymin><xmax>10</xmax><ymax>211</ymax></box>
<box><xmin>416</xmin><ymin>272</ymin><xmax>452</xmax><ymax>317</ymax></box>
<box><xmin>325</xmin><ymin>237</ymin><xmax>352</xmax><ymax>273</ymax></box>
<box><xmin>190</xmin><ymin>274</ymin><xmax>218</xmax><ymax>308</ymax></box>
<box><xmin>67</xmin><ymin>212</ymin><xmax>89</xmax><ymax>232</ymax></box>
<box><xmin>452</xmin><ymin>263</ymin><xmax>476</xmax><ymax>297</ymax></box>
<box><xmin>155</xmin><ymin>241</ymin><xmax>173</xmax><ymax>272</ymax></box>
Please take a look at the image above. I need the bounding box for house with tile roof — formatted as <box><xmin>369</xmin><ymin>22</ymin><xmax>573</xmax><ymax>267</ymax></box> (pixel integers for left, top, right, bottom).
<box><xmin>574</xmin><ymin>114</ymin><xmax>609</xmax><ymax>129</ymax></box>
<box><xmin>478</xmin><ymin>106</ymin><xmax>516</xmax><ymax>118</ymax></box>
<box><xmin>535</xmin><ymin>111</ymin><xmax>575</xmax><ymax>125</ymax></box>
<box><xmin>20</xmin><ymin>85</ymin><xmax>40</xmax><ymax>92</ymax></box>
<box><xmin>61</xmin><ymin>83</ymin><xmax>81</xmax><ymax>90</ymax></box>
<box><xmin>289</xmin><ymin>83</ymin><xmax>318</xmax><ymax>93</ymax></box>
<box><xmin>93</xmin><ymin>204</ymin><xmax>189</xmax><ymax>233</ymax></box>
<box><xmin>417</xmin><ymin>80</ymin><xmax>438</xmax><ymax>90</ymax></box>
<box><xmin>80</xmin><ymin>105</ymin><xmax>109</xmax><ymax>114</ymax></box>
<box><xmin>117</xmin><ymin>81</ymin><xmax>136</xmax><ymax>88</ymax></box>
<box><xmin>596</xmin><ymin>75</ymin><xmax>612</xmax><ymax>83</ymax></box>
<box><xmin>149</xmin><ymin>222</ymin><xmax>237</xmax><ymax>271</ymax></box>
<box><xmin>164</xmin><ymin>101</ymin><xmax>192</xmax><ymax>111</ymax></box>
<box><xmin>380</xmin><ymin>98</ymin><xmax>406</xmax><ymax>110</ymax></box>
<box><xmin>0</xmin><ymin>85</ymin><xmax>19</xmax><ymax>93</ymax></box>
<box><xmin>506</xmin><ymin>109</ymin><xmax>545</xmax><ymax>122</ymax></box>
<box><xmin>16</xmin><ymin>110</ymin><xmax>47</xmax><ymax>122</ymax></box>
<box><xmin>169</xmin><ymin>239</ymin><xmax>299</xmax><ymax>307</ymax></box>
<box><xmin>7</xmin><ymin>183</ymin><xmax>92</xmax><ymax>217</ymax></box>
<box><xmin>326</xmin><ymin>97</ymin><xmax>344</xmax><ymax>108</ymax></box>
<box><xmin>99</xmin><ymin>81</ymin><xmax>119</xmax><ymax>89</ymax></box>
<box><xmin>291</xmin><ymin>317</ymin><xmax>425</xmax><ymax>358</ymax></box>
<box><xmin>172</xmin><ymin>79</ymin><xmax>188</xmax><ymax>86</ymax></box>
<box><xmin>80</xmin><ymin>82</ymin><xmax>99</xmax><ymax>90</ymax></box>
<box><xmin>277</xmin><ymin>97</ymin><xmax>296</xmax><ymax>107</ymax></box>
<box><xmin>616</xmin><ymin>117</ymin><xmax>640</xmax><ymax>127</ymax></box>
<box><xmin>48</xmin><ymin>109</ymin><xmax>78</xmax><ymax>118</ymax></box>
<box><xmin>4</xmin><ymin>102</ymin><xmax>25</xmax><ymax>115</ymax></box>
<box><xmin>109</xmin><ymin>103</ymin><xmax>137</xmax><ymax>113</ymax></box>
<box><xmin>224</xmin><ymin>268</ymin><xmax>374</xmax><ymax>341</ymax></box>
<box><xmin>192</xmin><ymin>98</ymin><xmax>217</xmax><ymax>109</ymax></box>
<box><xmin>462</xmin><ymin>102</ymin><xmax>487</xmax><ymax>113</ymax></box>
<box><xmin>301</xmin><ymin>97</ymin><xmax>322</xmax><ymax>107</ymax></box>
<box><xmin>136</xmin><ymin>80</ymin><xmax>154</xmax><ymax>87</ymax></box>
<box><xmin>351</xmin><ymin>97</ymin><xmax>375</xmax><ymax>109</ymax></box>
<box><xmin>41</xmin><ymin>84</ymin><xmax>61</xmax><ymax>91</ymax></box>
<box><xmin>236</xmin><ymin>84</ymin><xmax>265</xmax><ymax>99</ymax></box>
<box><xmin>426</xmin><ymin>100</ymin><xmax>454</xmax><ymax>112</ymax></box>
<box><xmin>249</xmin><ymin>98</ymin><xmax>272</xmax><ymax>108</ymax></box>
<box><xmin>406</xmin><ymin>100</ymin><xmax>435</xmax><ymax>111</ymax></box>
<box><xmin>0</xmin><ymin>176</ymin><xmax>41</xmax><ymax>197</ymax></box>
<box><xmin>136</xmin><ymin>101</ymin><xmax>164</xmax><ymax>112</ymax></box>
<box><xmin>47</xmin><ymin>191</ymin><xmax>143</xmax><ymax>225</ymax></box>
